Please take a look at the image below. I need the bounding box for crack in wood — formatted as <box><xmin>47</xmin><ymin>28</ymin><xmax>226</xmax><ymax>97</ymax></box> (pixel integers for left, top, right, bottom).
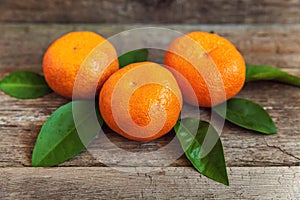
<box><xmin>264</xmin><ymin>137</ymin><xmax>300</xmax><ymax>162</ymax></box>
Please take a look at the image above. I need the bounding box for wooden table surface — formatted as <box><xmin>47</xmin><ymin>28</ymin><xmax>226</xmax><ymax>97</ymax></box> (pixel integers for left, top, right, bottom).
<box><xmin>0</xmin><ymin>23</ymin><xmax>299</xmax><ymax>199</ymax></box>
<box><xmin>0</xmin><ymin>1</ymin><xmax>300</xmax><ymax>199</ymax></box>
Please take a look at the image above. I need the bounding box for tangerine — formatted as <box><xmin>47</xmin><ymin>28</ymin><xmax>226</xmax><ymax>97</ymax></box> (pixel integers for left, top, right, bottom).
<box><xmin>43</xmin><ymin>31</ymin><xmax>119</xmax><ymax>99</ymax></box>
<box><xmin>164</xmin><ymin>31</ymin><xmax>246</xmax><ymax>107</ymax></box>
<box><xmin>99</xmin><ymin>62</ymin><xmax>182</xmax><ymax>142</ymax></box>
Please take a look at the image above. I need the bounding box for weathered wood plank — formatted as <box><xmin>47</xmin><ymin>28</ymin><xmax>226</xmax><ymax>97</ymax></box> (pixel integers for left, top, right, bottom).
<box><xmin>0</xmin><ymin>78</ymin><xmax>299</xmax><ymax>168</ymax></box>
<box><xmin>1</xmin><ymin>167</ymin><xmax>300</xmax><ymax>199</ymax></box>
<box><xmin>0</xmin><ymin>0</ymin><xmax>300</xmax><ymax>24</ymax></box>
<box><xmin>0</xmin><ymin>24</ymin><xmax>299</xmax><ymax>167</ymax></box>
<box><xmin>1</xmin><ymin>24</ymin><xmax>300</xmax><ymax>72</ymax></box>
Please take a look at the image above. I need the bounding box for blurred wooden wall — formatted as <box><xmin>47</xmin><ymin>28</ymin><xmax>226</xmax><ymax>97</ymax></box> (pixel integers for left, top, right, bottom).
<box><xmin>0</xmin><ymin>0</ymin><xmax>299</xmax><ymax>24</ymax></box>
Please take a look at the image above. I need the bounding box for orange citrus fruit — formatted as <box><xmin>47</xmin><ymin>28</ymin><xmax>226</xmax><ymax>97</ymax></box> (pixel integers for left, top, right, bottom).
<box><xmin>164</xmin><ymin>31</ymin><xmax>246</xmax><ymax>107</ymax></box>
<box><xmin>99</xmin><ymin>62</ymin><xmax>182</xmax><ymax>142</ymax></box>
<box><xmin>43</xmin><ymin>31</ymin><xmax>119</xmax><ymax>99</ymax></box>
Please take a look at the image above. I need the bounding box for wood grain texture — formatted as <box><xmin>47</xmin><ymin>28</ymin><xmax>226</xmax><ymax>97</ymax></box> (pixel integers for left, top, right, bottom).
<box><xmin>0</xmin><ymin>23</ymin><xmax>300</xmax><ymax>199</ymax></box>
<box><xmin>1</xmin><ymin>24</ymin><xmax>300</xmax><ymax>72</ymax></box>
<box><xmin>1</xmin><ymin>82</ymin><xmax>299</xmax><ymax>168</ymax></box>
<box><xmin>0</xmin><ymin>24</ymin><xmax>299</xmax><ymax>168</ymax></box>
<box><xmin>0</xmin><ymin>0</ymin><xmax>300</xmax><ymax>24</ymax></box>
<box><xmin>1</xmin><ymin>167</ymin><xmax>300</xmax><ymax>199</ymax></box>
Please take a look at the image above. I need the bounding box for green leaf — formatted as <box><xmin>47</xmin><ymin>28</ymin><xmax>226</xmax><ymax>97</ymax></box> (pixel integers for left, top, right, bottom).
<box><xmin>0</xmin><ymin>71</ymin><xmax>52</xmax><ymax>99</ymax></box>
<box><xmin>118</xmin><ymin>49</ymin><xmax>149</xmax><ymax>68</ymax></box>
<box><xmin>174</xmin><ymin>118</ymin><xmax>229</xmax><ymax>186</ymax></box>
<box><xmin>32</xmin><ymin>101</ymin><xmax>103</xmax><ymax>167</ymax></box>
<box><xmin>214</xmin><ymin>98</ymin><xmax>277</xmax><ymax>134</ymax></box>
<box><xmin>246</xmin><ymin>65</ymin><xmax>300</xmax><ymax>87</ymax></box>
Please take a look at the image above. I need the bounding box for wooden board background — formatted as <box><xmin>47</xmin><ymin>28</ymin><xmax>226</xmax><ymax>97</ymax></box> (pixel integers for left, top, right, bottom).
<box><xmin>0</xmin><ymin>0</ymin><xmax>300</xmax><ymax>24</ymax></box>
<box><xmin>0</xmin><ymin>0</ymin><xmax>300</xmax><ymax>199</ymax></box>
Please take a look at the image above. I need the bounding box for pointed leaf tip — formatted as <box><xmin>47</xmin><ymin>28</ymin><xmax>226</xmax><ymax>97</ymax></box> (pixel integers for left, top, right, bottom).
<box><xmin>174</xmin><ymin>118</ymin><xmax>229</xmax><ymax>186</ymax></box>
<box><xmin>214</xmin><ymin>98</ymin><xmax>277</xmax><ymax>134</ymax></box>
<box><xmin>0</xmin><ymin>71</ymin><xmax>52</xmax><ymax>99</ymax></box>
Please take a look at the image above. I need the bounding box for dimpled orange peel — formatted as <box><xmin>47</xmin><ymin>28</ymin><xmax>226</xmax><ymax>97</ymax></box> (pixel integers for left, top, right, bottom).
<box><xmin>99</xmin><ymin>62</ymin><xmax>182</xmax><ymax>142</ymax></box>
<box><xmin>43</xmin><ymin>31</ymin><xmax>119</xmax><ymax>99</ymax></box>
<box><xmin>164</xmin><ymin>31</ymin><xmax>246</xmax><ymax>107</ymax></box>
